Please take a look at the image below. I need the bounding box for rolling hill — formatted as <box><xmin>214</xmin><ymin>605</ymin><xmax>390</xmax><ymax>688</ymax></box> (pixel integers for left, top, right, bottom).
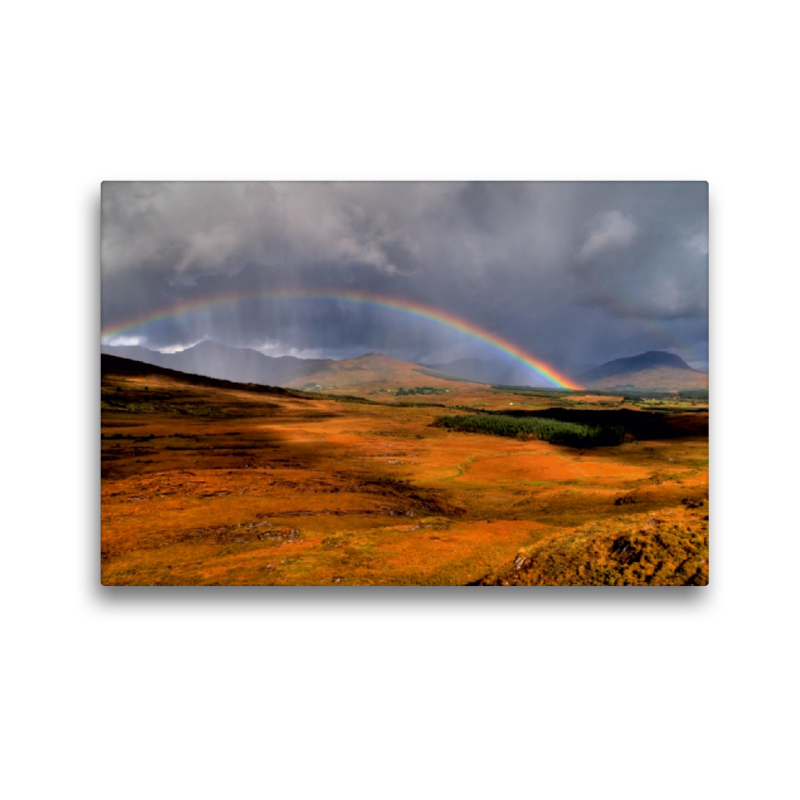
<box><xmin>283</xmin><ymin>352</ymin><xmax>482</xmax><ymax>392</ymax></box>
<box><xmin>100</xmin><ymin>352</ymin><xmax>708</xmax><ymax>586</ymax></box>
<box><xmin>101</xmin><ymin>343</ymin><xmax>487</xmax><ymax>395</ymax></box>
<box><xmin>577</xmin><ymin>351</ymin><xmax>709</xmax><ymax>392</ymax></box>
<box><xmin>101</xmin><ymin>342</ymin><xmax>707</xmax><ymax>395</ymax></box>
<box><xmin>101</xmin><ymin>341</ymin><xmax>332</xmax><ymax>386</ymax></box>
<box><xmin>422</xmin><ymin>358</ymin><xmax>521</xmax><ymax>385</ymax></box>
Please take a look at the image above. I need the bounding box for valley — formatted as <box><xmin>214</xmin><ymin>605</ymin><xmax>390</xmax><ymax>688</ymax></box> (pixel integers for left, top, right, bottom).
<box><xmin>101</xmin><ymin>354</ymin><xmax>708</xmax><ymax>586</ymax></box>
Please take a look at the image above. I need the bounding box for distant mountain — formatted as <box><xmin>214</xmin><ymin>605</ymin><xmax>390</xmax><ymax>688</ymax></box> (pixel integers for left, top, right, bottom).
<box><xmin>99</xmin><ymin>342</ymin><xmax>483</xmax><ymax>393</ymax></box>
<box><xmin>580</xmin><ymin>351</ymin><xmax>692</xmax><ymax>381</ymax></box>
<box><xmin>577</xmin><ymin>351</ymin><xmax>708</xmax><ymax>392</ymax></box>
<box><xmin>100</xmin><ymin>341</ymin><xmax>332</xmax><ymax>386</ymax></box>
<box><xmin>283</xmin><ymin>352</ymin><xmax>481</xmax><ymax>392</ymax></box>
<box><xmin>422</xmin><ymin>358</ymin><xmax>519</xmax><ymax>385</ymax></box>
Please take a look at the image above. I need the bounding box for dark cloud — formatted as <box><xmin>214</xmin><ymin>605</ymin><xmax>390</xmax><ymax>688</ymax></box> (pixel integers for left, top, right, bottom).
<box><xmin>101</xmin><ymin>181</ymin><xmax>708</xmax><ymax>376</ymax></box>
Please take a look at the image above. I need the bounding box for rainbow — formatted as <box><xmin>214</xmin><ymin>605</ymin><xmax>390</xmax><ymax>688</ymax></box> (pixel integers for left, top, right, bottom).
<box><xmin>101</xmin><ymin>290</ymin><xmax>582</xmax><ymax>390</ymax></box>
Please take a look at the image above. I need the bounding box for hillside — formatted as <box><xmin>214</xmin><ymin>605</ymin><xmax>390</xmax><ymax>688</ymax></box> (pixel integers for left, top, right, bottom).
<box><xmin>578</xmin><ymin>351</ymin><xmax>709</xmax><ymax>392</ymax></box>
<box><xmin>101</xmin><ymin>353</ymin><xmax>708</xmax><ymax>586</ymax></box>
<box><xmin>423</xmin><ymin>358</ymin><xmax>519</xmax><ymax>385</ymax></box>
<box><xmin>284</xmin><ymin>352</ymin><xmax>483</xmax><ymax>393</ymax></box>
<box><xmin>101</xmin><ymin>342</ymin><xmax>709</xmax><ymax>396</ymax></box>
<box><xmin>101</xmin><ymin>353</ymin><xmax>300</xmax><ymax>395</ymax></box>
<box><xmin>100</xmin><ymin>342</ymin><xmax>484</xmax><ymax>393</ymax></box>
<box><xmin>101</xmin><ymin>341</ymin><xmax>332</xmax><ymax>386</ymax></box>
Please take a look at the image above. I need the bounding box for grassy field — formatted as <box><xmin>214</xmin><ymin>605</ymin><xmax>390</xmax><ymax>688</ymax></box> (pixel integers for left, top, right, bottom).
<box><xmin>101</xmin><ymin>356</ymin><xmax>709</xmax><ymax>586</ymax></box>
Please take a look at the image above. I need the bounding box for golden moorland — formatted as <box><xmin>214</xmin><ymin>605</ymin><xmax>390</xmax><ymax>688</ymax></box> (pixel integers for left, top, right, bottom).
<box><xmin>101</xmin><ymin>354</ymin><xmax>708</xmax><ymax>586</ymax></box>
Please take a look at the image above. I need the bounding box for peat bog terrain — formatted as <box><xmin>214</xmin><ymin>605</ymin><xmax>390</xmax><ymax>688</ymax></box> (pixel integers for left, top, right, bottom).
<box><xmin>101</xmin><ymin>355</ymin><xmax>708</xmax><ymax>586</ymax></box>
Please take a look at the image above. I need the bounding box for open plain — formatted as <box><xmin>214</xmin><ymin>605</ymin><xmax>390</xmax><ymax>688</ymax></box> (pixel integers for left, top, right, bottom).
<box><xmin>101</xmin><ymin>355</ymin><xmax>708</xmax><ymax>586</ymax></box>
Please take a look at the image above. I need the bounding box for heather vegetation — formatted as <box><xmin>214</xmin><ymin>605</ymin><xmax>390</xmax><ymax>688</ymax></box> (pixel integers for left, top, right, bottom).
<box><xmin>101</xmin><ymin>355</ymin><xmax>708</xmax><ymax>586</ymax></box>
<box><xmin>476</xmin><ymin>505</ymin><xmax>709</xmax><ymax>586</ymax></box>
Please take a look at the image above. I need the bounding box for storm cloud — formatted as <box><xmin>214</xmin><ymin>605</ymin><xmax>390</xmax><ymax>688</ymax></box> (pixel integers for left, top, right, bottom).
<box><xmin>101</xmin><ymin>181</ymin><xmax>708</xmax><ymax>377</ymax></box>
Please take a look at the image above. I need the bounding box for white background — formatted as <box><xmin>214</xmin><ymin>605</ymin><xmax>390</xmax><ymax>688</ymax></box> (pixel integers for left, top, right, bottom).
<box><xmin>2</xmin><ymin>2</ymin><xmax>798</xmax><ymax>798</ymax></box>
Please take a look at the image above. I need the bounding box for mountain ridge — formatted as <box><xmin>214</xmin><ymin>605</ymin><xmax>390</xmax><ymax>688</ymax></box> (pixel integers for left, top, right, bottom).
<box><xmin>100</xmin><ymin>342</ymin><xmax>708</xmax><ymax>393</ymax></box>
<box><xmin>100</xmin><ymin>341</ymin><xmax>333</xmax><ymax>386</ymax></box>
<box><xmin>99</xmin><ymin>343</ymin><xmax>487</xmax><ymax>394</ymax></box>
<box><xmin>422</xmin><ymin>358</ymin><xmax>520</xmax><ymax>385</ymax></box>
<box><xmin>577</xmin><ymin>350</ymin><xmax>708</xmax><ymax>391</ymax></box>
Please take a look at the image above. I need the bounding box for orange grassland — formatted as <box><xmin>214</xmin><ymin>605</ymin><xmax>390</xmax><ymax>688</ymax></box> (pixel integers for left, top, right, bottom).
<box><xmin>101</xmin><ymin>358</ymin><xmax>708</xmax><ymax>586</ymax></box>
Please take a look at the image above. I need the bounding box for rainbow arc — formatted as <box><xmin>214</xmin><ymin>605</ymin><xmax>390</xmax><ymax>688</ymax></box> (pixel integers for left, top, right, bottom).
<box><xmin>101</xmin><ymin>290</ymin><xmax>582</xmax><ymax>390</ymax></box>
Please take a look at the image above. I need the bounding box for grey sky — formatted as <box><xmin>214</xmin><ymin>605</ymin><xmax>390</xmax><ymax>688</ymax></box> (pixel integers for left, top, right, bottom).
<box><xmin>101</xmin><ymin>181</ymin><xmax>708</xmax><ymax>376</ymax></box>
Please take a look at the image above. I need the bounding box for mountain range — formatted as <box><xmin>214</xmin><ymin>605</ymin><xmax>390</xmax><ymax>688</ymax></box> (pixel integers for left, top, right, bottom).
<box><xmin>100</xmin><ymin>342</ymin><xmax>707</xmax><ymax>392</ymax></box>
<box><xmin>100</xmin><ymin>341</ymin><xmax>333</xmax><ymax>387</ymax></box>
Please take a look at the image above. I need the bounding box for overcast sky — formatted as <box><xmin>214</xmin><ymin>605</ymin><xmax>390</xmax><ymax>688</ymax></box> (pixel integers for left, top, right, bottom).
<box><xmin>101</xmin><ymin>181</ymin><xmax>708</xmax><ymax>375</ymax></box>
